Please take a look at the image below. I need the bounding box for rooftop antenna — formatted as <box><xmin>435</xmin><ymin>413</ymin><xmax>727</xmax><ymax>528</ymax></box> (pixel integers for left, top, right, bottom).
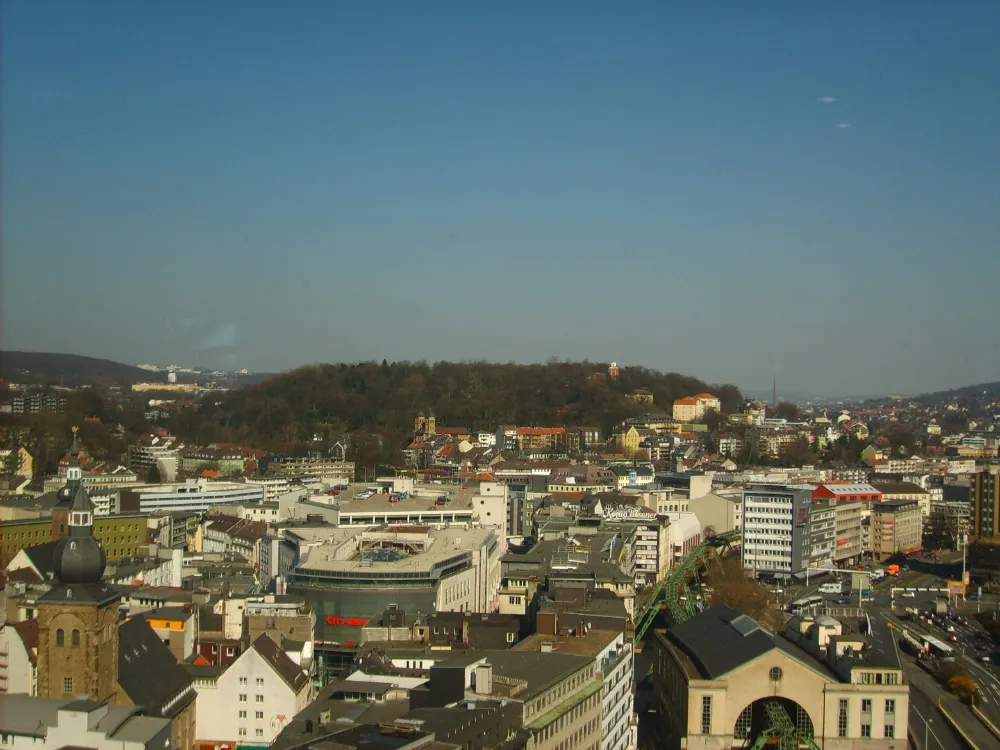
<box><xmin>772</xmin><ymin>375</ymin><xmax>777</xmax><ymax>408</ymax></box>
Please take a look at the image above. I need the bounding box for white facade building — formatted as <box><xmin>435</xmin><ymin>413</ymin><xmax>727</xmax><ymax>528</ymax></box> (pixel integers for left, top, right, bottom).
<box><xmin>597</xmin><ymin>632</ymin><xmax>637</xmax><ymax>750</ymax></box>
<box><xmin>244</xmin><ymin>475</ymin><xmax>292</xmax><ymax>502</ymax></box>
<box><xmin>123</xmin><ymin>479</ymin><xmax>264</xmax><ymax>513</ymax></box>
<box><xmin>0</xmin><ymin>620</ymin><xmax>37</xmax><ymax>695</ymax></box>
<box><xmin>191</xmin><ymin>634</ymin><xmax>313</xmax><ymax>747</ymax></box>
<box><xmin>740</xmin><ymin>485</ymin><xmax>814</xmax><ymax>580</ymax></box>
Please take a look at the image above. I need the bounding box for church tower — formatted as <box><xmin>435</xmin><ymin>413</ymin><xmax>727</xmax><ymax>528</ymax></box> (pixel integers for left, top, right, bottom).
<box><xmin>36</xmin><ymin>427</ymin><xmax>121</xmax><ymax>701</ymax></box>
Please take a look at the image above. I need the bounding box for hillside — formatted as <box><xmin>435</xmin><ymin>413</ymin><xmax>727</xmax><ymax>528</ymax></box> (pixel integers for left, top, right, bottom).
<box><xmin>0</xmin><ymin>351</ymin><xmax>152</xmax><ymax>387</ymax></box>
<box><xmin>915</xmin><ymin>380</ymin><xmax>1000</xmax><ymax>404</ymax></box>
<box><xmin>164</xmin><ymin>360</ymin><xmax>742</xmax><ymax>454</ymax></box>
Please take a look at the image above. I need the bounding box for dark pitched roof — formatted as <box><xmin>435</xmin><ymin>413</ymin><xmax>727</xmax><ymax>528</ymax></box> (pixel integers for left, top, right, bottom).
<box><xmin>250</xmin><ymin>634</ymin><xmax>309</xmax><ymax>692</ymax></box>
<box><xmin>13</xmin><ymin>618</ymin><xmax>39</xmax><ymax>648</ymax></box>
<box><xmin>667</xmin><ymin>604</ymin><xmax>777</xmax><ymax>679</ymax></box>
<box><xmin>22</xmin><ymin>541</ymin><xmax>61</xmax><ymax>580</ymax></box>
<box><xmin>117</xmin><ymin>617</ymin><xmax>195</xmax><ymax>718</ymax></box>
<box><xmin>37</xmin><ymin>581</ymin><xmax>121</xmax><ymax>607</ymax></box>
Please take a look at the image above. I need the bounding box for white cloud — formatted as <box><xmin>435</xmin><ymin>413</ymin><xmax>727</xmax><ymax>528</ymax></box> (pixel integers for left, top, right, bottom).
<box><xmin>819</xmin><ymin>96</ymin><xmax>837</xmax><ymax>103</ymax></box>
<box><xmin>835</xmin><ymin>122</ymin><xmax>852</xmax><ymax>129</ymax></box>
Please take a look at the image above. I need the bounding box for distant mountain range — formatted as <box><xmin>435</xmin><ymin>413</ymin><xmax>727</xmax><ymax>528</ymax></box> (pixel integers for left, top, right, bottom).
<box><xmin>1</xmin><ymin>351</ymin><xmax>152</xmax><ymax>386</ymax></box>
<box><xmin>743</xmin><ymin>388</ymin><xmax>885</xmax><ymax>405</ymax></box>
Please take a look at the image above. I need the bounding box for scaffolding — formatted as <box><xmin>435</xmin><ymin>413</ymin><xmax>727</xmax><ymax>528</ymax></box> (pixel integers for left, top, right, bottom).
<box><xmin>746</xmin><ymin>701</ymin><xmax>821</xmax><ymax>750</ymax></box>
<box><xmin>634</xmin><ymin>530</ymin><xmax>741</xmax><ymax>642</ymax></box>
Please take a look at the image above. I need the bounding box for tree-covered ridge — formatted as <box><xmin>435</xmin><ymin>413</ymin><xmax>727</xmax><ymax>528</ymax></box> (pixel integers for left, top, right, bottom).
<box><xmin>167</xmin><ymin>360</ymin><xmax>742</xmax><ymax>452</ymax></box>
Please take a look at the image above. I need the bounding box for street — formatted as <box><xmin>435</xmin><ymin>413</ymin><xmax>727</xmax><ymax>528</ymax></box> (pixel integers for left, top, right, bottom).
<box><xmin>909</xmin><ymin>684</ymin><xmax>970</xmax><ymax>750</ymax></box>
<box><xmin>776</xmin><ymin>560</ymin><xmax>1000</xmax><ymax>748</ymax></box>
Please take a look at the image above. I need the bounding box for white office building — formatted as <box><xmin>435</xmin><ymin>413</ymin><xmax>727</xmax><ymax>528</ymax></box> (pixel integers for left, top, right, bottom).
<box><xmin>121</xmin><ymin>478</ymin><xmax>264</xmax><ymax>513</ymax></box>
<box><xmin>740</xmin><ymin>484</ymin><xmax>815</xmax><ymax>580</ymax></box>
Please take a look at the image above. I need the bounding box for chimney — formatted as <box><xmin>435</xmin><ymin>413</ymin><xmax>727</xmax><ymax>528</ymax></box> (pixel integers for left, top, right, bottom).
<box><xmin>540</xmin><ymin>641</ymin><xmax>554</xmax><ymax>653</ymax></box>
<box><xmin>474</xmin><ymin>662</ymin><xmax>493</xmax><ymax>696</ymax></box>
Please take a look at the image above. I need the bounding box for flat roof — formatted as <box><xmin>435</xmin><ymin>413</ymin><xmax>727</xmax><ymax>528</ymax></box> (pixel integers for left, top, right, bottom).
<box><xmin>297</xmin><ymin>526</ymin><xmax>497</xmax><ymax>575</ymax></box>
<box><xmin>458</xmin><ymin>650</ymin><xmax>592</xmax><ymax>702</ymax></box>
<box><xmin>336</xmin><ymin>485</ymin><xmax>478</xmax><ymax>514</ymax></box>
<box><xmin>514</xmin><ymin>629</ymin><xmax>618</xmax><ymax>658</ymax></box>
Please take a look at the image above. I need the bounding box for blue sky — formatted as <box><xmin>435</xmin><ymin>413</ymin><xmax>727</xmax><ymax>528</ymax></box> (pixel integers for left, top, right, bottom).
<box><xmin>3</xmin><ymin>1</ymin><xmax>999</xmax><ymax>398</ymax></box>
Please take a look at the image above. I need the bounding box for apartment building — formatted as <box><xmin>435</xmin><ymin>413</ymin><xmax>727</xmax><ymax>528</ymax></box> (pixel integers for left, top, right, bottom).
<box><xmin>411</xmin><ymin>651</ymin><xmax>604</xmax><ymax>750</ymax></box>
<box><xmin>870</xmin><ymin>482</ymin><xmax>931</xmax><ymax>520</ymax></box>
<box><xmin>515</xmin><ymin>626</ymin><xmax>635</xmax><ymax>750</ymax></box>
<box><xmin>833</xmin><ymin>500</ymin><xmax>865</xmax><ymax>566</ymax></box>
<box><xmin>869</xmin><ymin>499</ymin><xmax>922</xmax><ymax>562</ymax></box>
<box><xmin>740</xmin><ymin>485</ymin><xmax>817</xmax><ymax>580</ymax></box>
<box><xmin>266</xmin><ymin>456</ymin><xmax>354</xmax><ymax>482</ymax></box>
<box><xmin>671</xmin><ymin>393</ymin><xmax>721</xmax><ymax>422</ymax></box>
<box><xmin>127</xmin><ymin>434</ymin><xmax>183</xmax><ymax>480</ymax></box>
<box><xmin>190</xmin><ymin>634</ymin><xmax>313</xmax><ymax>748</ymax></box>
<box><xmin>970</xmin><ymin>464</ymin><xmax>1000</xmax><ymax>538</ymax></box>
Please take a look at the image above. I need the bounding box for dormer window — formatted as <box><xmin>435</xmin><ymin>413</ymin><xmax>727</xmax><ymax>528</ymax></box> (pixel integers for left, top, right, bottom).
<box><xmin>71</xmin><ymin>511</ymin><xmax>92</xmax><ymax>526</ymax></box>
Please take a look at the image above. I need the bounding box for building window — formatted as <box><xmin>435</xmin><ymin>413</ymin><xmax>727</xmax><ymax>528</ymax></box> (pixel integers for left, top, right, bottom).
<box><xmin>794</xmin><ymin>705</ymin><xmax>813</xmax><ymax>738</ymax></box>
<box><xmin>507</xmin><ymin>632</ymin><xmax>516</xmax><ymax>643</ymax></box>
<box><xmin>238</xmin><ymin>728</ymin><xmax>247</xmax><ymax>737</ymax></box>
<box><xmin>256</xmin><ymin>677</ymin><xmax>264</xmax><ymax>686</ymax></box>
<box><xmin>256</xmin><ymin>711</ymin><xmax>264</xmax><ymax>719</ymax></box>
<box><xmin>238</xmin><ymin>694</ymin><xmax>247</xmax><ymax>703</ymax></box>
<box><xmin>837</xmin><ymin>699</ymin><xmax>848</xmax><ymax>737</ymax></box>
<box><xmin>861</xmin><ymin>724</ymin><xmax>871</xmax><ymax>738</ymax></box>
<box><xmin>256</xmin><ymin>695</ymin><xmax>264</xmax><ymax>703</ymax></box>
<box><xmin>239</xmin><ymin>677</ymin><xmax>247</xmax><ymax>685</ymax></box>
<box><xmin>63</xmin><ymin>677</ymin><xmax>73</xmax><ymax>694</ymax></box>
<box><xmin>238</xmin><ymin>711</ymin><xmax>246</xmax><ymax>719</ymax></box>
<box><xmin>768</xmin><ymin>666</ymin><xmax>783</xmax><ymax>681</ymax></box>
<box><xmin>71</xmin><ymin>629</ymin><xmax>81</xmax><ymax>647</ymax></box>
<box><xmin>735</xmin><ymin>705</ymin><xmax>753</xmax><ymax>740</ymax></box>
<box><xmin>885</xmin><ymin>724</ymin><xmax>895</xmax><ymax>738</ymax></box>
<box><xmin>701</xmin><ymin>695</ymin><xmax>712</xmax><ymax>735</ymax></box>
<box><xmin>885</xmin><ymin>699</ymin><xmax>895</xmax><ymax>714</ymax></box>
<box><xmin>861</xmin><ymin>699</ymin><xmax>872</xmax><ymax>713</ymax></box>
<box><xmin>56</xmin><ymin>629</ymin><xmax>65</xmax><ymax>646</ymax></box>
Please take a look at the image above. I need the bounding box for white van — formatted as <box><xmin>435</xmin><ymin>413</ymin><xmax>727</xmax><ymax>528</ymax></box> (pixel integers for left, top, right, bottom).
<box><xmin>819</xmin><ymin>582</ymin><xmax>843</xmax><ymax>594</ymax></box>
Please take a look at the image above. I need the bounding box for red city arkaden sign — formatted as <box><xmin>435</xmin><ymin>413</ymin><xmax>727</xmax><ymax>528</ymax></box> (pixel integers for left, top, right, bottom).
<box><xmin>325</xmin><ymin>616</ymin><xmax>369</xmax><ymax>627</ymax></box>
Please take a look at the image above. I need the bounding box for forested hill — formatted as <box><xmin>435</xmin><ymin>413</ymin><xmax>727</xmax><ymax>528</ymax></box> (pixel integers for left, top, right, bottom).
<box><xmin>1</xmin><ymin>351</ymin><xmax>150</xmax><ymax>386</ymax></box>
<box><xmin>168</xmin><ymin>361</ymin><xmax>742</xmax><ymax>452</ymax></box>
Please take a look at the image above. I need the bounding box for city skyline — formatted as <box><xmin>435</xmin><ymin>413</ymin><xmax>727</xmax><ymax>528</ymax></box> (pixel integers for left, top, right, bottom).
<box><xmin>3</xmin><ymin>1</ymin><xmax>999</xmax><ymax>396</ymax></box>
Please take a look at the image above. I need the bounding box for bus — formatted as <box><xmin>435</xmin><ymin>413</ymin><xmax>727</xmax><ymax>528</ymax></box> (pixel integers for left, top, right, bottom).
<box><xmin>922</xmin><ymin>634</ymin><xmax>954</xmax><ymax>658</ymax></box>
<box><xmin>788</xmin><ymin>595</ymin><xmax>824</xmax><ymax>614</ymax></box>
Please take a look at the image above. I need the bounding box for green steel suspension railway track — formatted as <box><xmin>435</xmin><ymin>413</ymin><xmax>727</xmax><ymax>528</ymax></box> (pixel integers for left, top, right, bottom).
<box><xmin>634</xmin><ymin>529</ymin><xmax>820</xmax><ymax>750</ymax></box>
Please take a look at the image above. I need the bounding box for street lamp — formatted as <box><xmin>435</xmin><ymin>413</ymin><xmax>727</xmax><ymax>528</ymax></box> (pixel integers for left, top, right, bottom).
<box><xmin>925</xmin><ymin>717</ymin><xmax>932</xmax><ymax>750</ymax></box>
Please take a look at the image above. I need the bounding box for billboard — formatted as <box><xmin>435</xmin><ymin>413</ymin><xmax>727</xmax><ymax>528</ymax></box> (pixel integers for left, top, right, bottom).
<box><xmin>947</xmin><ymin>580</ymin><xmax>967</xmax><ymax>596</ymax></box>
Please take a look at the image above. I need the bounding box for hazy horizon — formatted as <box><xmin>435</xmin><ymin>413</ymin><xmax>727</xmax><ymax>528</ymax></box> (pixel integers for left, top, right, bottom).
<box><xmin>3</xmin><ymin>2</ymin><xmax>999</xmax><ymax>396</ymax></box>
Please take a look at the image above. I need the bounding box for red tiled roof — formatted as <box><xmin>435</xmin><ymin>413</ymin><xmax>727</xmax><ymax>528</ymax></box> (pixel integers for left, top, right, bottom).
<box><xmin>674</xmin><ymin>398</ymin><xmax>699</xmax><ymax>406</ymax></box>
<box><xmin>695</xmin><ymin>393</ymin><xmax>717</xmax><ymax>400</ymax></box>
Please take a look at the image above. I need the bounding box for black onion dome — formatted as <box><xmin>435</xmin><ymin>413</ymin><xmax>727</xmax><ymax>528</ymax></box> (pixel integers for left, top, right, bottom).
<box><xmin>52</xmin><ymin>532</ymin><xmax>107</xmax><ymax>583</ymax></box>
<box><xmin>53</xmin><ymin>482</ymin><xmax>106</xmax><ymax>584</ymax></box>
